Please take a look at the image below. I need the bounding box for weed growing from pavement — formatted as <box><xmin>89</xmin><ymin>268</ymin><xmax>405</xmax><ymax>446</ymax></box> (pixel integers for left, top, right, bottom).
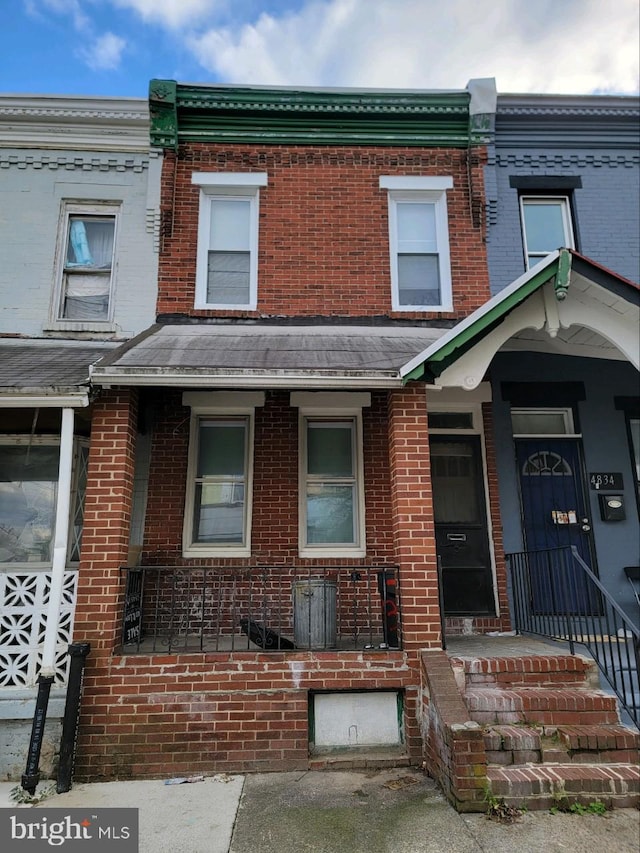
<box><xmin>483</xmin><ymin>788</ymin><xmax>525</xmax><ymax>823</ymax></box>
<box><xmin>550</xmin><ymin>799</ymin><xmax>609</xmax><ymax>816</ymax></box>
<box><xmin>10</xmin><ymin>783</ymin><xmax>56</xmax><ymax>804</ymax></box>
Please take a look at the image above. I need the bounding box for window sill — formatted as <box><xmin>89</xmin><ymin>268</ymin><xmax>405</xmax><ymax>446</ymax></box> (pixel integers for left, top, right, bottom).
<box><xmin>299</xmin><ymin>546</ymin><xmax>367</xmax><ymax>559</ymax></box>
<box><xmin>43</xmin><ymin>321</ymin><xmax>118</xmax><ymax>334</ymax></box>
<box><xmin>182</xmin><ymin>545</ymin><xmax>252</xmax><ymax>559</ymax></box>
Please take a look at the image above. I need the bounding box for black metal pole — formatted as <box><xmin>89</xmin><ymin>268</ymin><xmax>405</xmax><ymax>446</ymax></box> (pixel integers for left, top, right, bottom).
<box><xmin>21</xmin><ymin>673</ymin><xmax>55</xmax><ymax>795</ymax></box>
<box><xmin>57</xmin><ymin>642</ymin><xmax>91</xmax><ymax>794</ymax></box>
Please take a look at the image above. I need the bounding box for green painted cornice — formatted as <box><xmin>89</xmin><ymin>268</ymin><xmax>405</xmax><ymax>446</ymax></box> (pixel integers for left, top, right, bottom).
<box><xmin>149</xmin><ymin>79</ymin><xmax>480</xmax><ymax>149</ymax></box>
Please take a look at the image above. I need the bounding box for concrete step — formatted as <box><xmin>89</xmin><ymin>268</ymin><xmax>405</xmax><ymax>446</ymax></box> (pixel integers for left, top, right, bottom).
<box><xmin>484</xmin><ymin>723</ymin><xmax>639</xmax><ymax>766</ymax></box>
<box><xmin>309</xmin><ymin>746</ymin><xmax>410</xmax><ymax>771</ymax></box>
<box><xmin>452</xmin><ymin>654</ymin><xmax>598</xmax><ymax>690</ymax></box>
<box><xmin>487</xmin><ymin>763</ymin><xmax>640</xmax><ymax>810</ymax></box>
<box><xmin>465</xmin><ymin>687</ymin><xmax>619</xmax><ymax>726</ymax></box>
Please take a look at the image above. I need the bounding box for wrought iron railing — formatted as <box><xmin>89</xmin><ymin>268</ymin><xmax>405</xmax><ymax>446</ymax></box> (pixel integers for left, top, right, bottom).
<box><xmin>508</xmin><ymin>546</ymin><xmax>640</xmax><ymax>728</ymax></box>
<box><xmin>120</xmin><ymin>564</ymin><xmax>400</xmax><ymax>654</ymax></box>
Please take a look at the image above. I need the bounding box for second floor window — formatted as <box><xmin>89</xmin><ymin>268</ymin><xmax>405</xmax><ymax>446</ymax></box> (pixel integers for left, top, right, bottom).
<box><xmin>520</xmin><ymin>195</ymin><xmax>574</xmax><ymax>269</ymax></box>
<box><xmin>381</xmin><ymin>176</ymin><xmax>453</xmax><ymax>312</ymax></box>
<box><xmin>193</xmin><ymin>173</ymin><xmax>267</xmax><ymax>310</ymax></box>
<box><xmin>56</xmin><ymin>203</ymin><xmax>118</xmax><ymax>323</ymax></box>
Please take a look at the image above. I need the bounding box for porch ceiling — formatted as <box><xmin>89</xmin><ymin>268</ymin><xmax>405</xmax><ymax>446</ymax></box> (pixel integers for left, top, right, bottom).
<box><xmin>89</xmin><ymin>324</ymin><xmax>448</xmax><ymax>389</ymax></box>
<box><xmin>0</xmin><ymin>340</ymin><xmax>116</xmax><ymax>405</ymax></box>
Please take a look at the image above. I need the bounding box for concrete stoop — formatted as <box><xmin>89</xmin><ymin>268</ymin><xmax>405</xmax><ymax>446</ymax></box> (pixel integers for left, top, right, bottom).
<box><xmin>452</xmin><ymin>652</ymin><xmax>640</xmax><ymax>810</ymax></box>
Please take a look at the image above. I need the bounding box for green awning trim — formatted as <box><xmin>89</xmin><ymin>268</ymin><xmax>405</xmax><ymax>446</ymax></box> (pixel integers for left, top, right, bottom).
<box><xmin>402</xmin><ymin>257</ymin><xmax>563</xmax><ymax>384</ymax></box>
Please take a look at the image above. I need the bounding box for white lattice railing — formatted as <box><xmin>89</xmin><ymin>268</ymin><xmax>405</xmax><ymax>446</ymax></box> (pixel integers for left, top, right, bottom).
<box><xmin>0</xmin><ymin>569</ymin><xmax>78</xmax><ymax>688</ymax></box>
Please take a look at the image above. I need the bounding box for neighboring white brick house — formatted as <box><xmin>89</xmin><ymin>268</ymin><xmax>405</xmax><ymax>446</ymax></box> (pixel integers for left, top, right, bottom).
<box><xmin>0</xmin><ymin>96</ymin><xmax>160</xmax><ymax>780</ymax></box>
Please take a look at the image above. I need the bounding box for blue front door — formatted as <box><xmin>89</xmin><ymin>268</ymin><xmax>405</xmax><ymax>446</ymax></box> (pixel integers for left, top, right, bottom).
<box><xmin>515</xmin><ymin>438</ymin><xmax>596</xmax><ymax>613</ymax></box>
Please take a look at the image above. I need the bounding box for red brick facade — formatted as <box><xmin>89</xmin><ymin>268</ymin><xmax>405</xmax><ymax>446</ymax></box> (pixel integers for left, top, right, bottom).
<box><xmin>71</xmin><ymin>135</ymin><xmax>513</xmax><ymax>781</ymax></box>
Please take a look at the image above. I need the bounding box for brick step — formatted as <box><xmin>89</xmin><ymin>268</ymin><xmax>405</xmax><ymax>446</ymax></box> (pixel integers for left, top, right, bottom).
<box><xmin>484</xmin><ymin>724</ymin><xmax>639</xmax><ymax>766</ymax></box>
<box><xmin>452</xmin><ymin>654</ymin><xmax>597</xmax><ymax>689</ymax></box>
<box><xmin>465</xmin><ymin>687</ymin><xmax>619</xmax><ymax>725</ymax></box>
<box><xmin>487</xmin><ymin>763</ymin><xmax>640</xmax><ymax>810</ymax></box>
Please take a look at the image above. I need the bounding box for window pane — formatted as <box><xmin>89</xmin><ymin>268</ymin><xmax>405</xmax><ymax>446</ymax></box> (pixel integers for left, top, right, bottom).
<box><xmin>397</xmin><ymin>203</ymin><xmax>437</xmax><ymax>252</ymax></box>
<box><xmin>511</xmin><ymin>411</ymin><xmax>569</xmax><ymax>435</ymax></box>
<box><xmin>66</xmin><ymin>217</ymin><xmax>114</xmax><ymax>269</ymax></box>
<box><xmin>629</xmin><ymin>418</ymin><xmax>640</xmax><ymax>484</ymax></box>
<box><xmin>398</xmin><ymin>254</ymin><xmax>440</xmax><ymax>305</ymax></box>
<box><xmin>431</xmin><ymin>442</ymin><xmax>479</xmax><ymax>523</ymax></box>
<box><xmin>306</xmin><ymin>484</ymin><xmax>355</xmax><ymax>544</ymax></box>
<box><xmin>308</xmin><ymin>423</ymin><xmax>353</xmax><ymax>477</ymax></box>
<box><xmin>207</xmin><ymin>251</ymin><xmax>250</xmax><ymax>304</ymax></box>
<box><xmin>193</xmin><ymin>482</ymin><xmax>244</xmax><ymax>544</ymax></box>
<box><xmin>0</xmin><ymin>446</ymin><xmax>59</xmax><ymax>563</ymax></box>
<box><xmin>210</xmin><ymin>199</ymin><xmax>250</xmax><ymax>251</ymax></box>
<box><xmin>197</xmin><ymin>421</ymin><xmax>246</xmax><ymax>477</ymax></box>
<box><xmin>429</xmin><ymin>411</ymin><xmax>474</xmax><ymax>430</ymax></box>
<box><xmin>523</xmin><ymin>201</ymin><xmax>567</xmax><ymax>254</ymax></box>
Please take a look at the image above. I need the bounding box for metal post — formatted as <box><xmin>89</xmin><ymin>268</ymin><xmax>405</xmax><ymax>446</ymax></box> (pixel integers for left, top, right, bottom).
<box><xmin>21</xmin><ymin>674</ymin><xmax>55</xmax><ymax>795</ymax></box>
<box><xmin>56</xmin><ymin>643</ymin><xmax>91</xmax><ymax>794</ymax></box>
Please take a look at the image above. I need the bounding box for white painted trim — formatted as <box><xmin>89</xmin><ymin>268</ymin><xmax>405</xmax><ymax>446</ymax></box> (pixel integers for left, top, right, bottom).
<box><xmin>183</xmin><ymin>391</ymin><xmax>265</xmax><ymax>410</ymax></box>
<box><xmin>0</xmin><ymin>394</ymin><xmax>89</xmax><ymax>408</ymax></box>
<box><xmin>40</xmin><ymin>408</ymin><xmax>74</xmax><ymax>675</ymax></box>
<box><xmin>290</xmin><ymin>392</ymin><xmax>371</xmax><ymax>409</ymax></box>
<box><xmin>182</xmin><ymin>410</ymin><xmax>256</xmax><ymax>558</ymax></box>
<box><xmin>93</xmin><ymin>371</ymin><xmax>403</xmax><ymax>389</ymax></box>
<box><xmin>191</xmin><ymin>172</ymin><xmax>268</xmax><ymax>187</ymax></box>
<box><xmin>194</xmin><ymin>188</ymin><xmax>260</xmax><ymax>311</ymax></box>
<box><xmin>297</xmin><ymin>410</ymin><xmax>366</xmax><ymax>558</ymax></box>
<box><xmin>385</xmin><ymin>187</ymin><xmax>453</xmax><ymax>313</ymax></box>
<box><xmin>427</xmin><ymin>383</ymin><xmax>492</xmax><ymax>403</ymax></box>
<box><xmin>379</xmin><ymin>176</ymin><xmax>453</xmax><ymax>190</ymax></box>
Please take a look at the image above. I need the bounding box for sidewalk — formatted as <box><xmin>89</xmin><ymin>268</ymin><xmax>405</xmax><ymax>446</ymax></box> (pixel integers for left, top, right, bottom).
<box><xmin>1</xmin><ymin>768</ymin><xmax>639</xmax><ymax>852</ymax></box>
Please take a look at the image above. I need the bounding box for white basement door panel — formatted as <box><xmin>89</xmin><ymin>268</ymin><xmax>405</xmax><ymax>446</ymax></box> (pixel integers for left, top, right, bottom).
<box><xmin>313</xmin><ymin>692</ymin><xmax>400</xmax><ymax>747</ymax></box>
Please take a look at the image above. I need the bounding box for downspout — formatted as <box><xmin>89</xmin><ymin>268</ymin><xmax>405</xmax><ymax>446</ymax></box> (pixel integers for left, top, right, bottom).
<box><xmin>22</xmin><ymin>407</ymin><xmax>75</xmax><ymax>794</ymax></box>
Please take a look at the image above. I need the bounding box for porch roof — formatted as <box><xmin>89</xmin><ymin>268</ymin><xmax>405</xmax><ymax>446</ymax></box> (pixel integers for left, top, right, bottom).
<box><xmin>89</xmin><ymin>324</ymin><xmax>448</xmax><ymax>389</ymax></box>
<box><xmin>0</xmin><ymin>340</ymin><xmax>116</xmax><ymax>406</ymax></box>
<box><xmin>401</xmin><ymin>249</ymin><xmax>640</xmax><ymax>387</ymax></box>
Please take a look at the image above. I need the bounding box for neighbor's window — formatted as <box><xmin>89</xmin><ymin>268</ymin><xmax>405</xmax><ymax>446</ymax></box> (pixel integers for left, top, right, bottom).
<box><xmin>520</xmin><ymin>196</ymin><xmax>574</xmax><ymax>269</ymax></box>
<box><xmin>184</xmin><ymin>417</ymin><xmax>252</xmax><ymax>554</ymax></box>
<box><xmin>56</xmin><ymin>204</ymin><xmax>118</xmax><ymax>322</ymax></box>
<box><xmin>380</xmin><ymin>176</ymin><xmax>453</xmax><ymax>311</ymax></box>
<box><xmin>0</xmin><ymin>439</ymin><xmax>88</xmax><ymax>565</ymax></box>
<box><xmin>511</xmin><ymin>407</ymin><xmax>576</xmax><ymax>436</ymax></box>
<box><xmin>302</xmin><ymin>418</ymin><xmax>364</xmax><ymax>551</ymax></box>
<box><xmin>193</xmin><ymin>173</ymin><xmax>267</xmax><ymax>310</ymax></box>
<box><xmin>628</xmin><ymin>417</ymin><xmax>640</xmax><ymax>506</ymax></box>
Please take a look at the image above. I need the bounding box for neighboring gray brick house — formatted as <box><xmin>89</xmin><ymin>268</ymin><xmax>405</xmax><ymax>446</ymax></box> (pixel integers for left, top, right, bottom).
<box><xmin>0</xmin><ymin>95</ymin><xmax>160</xmax><ymax>779</ymax></box>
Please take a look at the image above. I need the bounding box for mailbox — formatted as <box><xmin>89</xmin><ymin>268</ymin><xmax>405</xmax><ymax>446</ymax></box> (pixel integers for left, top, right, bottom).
<box><xmin>598</xmin><ymin>493</ymin><xmax>625</xmax><ymax>522</ymax></box>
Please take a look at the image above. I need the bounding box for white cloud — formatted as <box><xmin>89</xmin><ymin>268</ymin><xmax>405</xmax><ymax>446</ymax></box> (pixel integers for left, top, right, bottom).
<box><xmin>78</xmin><ymin>31</ymin><xmax>127</xmax><ymax>70</ymax></box>
<box><xmin>185</xmin><ymin>0</ymin><xmax>640</xmax><ymax>94</ymax></box>
<box><xmin>26</xmin><ymin>0</ymin><xmax>91</xmax><ymax>31</ymax></box>
<box><xmin>111</xmin><ymin>0</ymin><xmax>224</xmax><ymax>29</ymax></box>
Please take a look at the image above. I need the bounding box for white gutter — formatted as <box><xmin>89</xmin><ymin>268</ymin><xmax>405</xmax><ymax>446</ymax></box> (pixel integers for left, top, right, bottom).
<box><xmin>0</xmin><ymin>393</ymin><xmax>89</xmax><ymax>408</ymax></box>
<box><xmin>90</xmin><ymin>370</ymin><xmax>404</xmax><ymax>390</ymax></box>
<box><xmin>40</xmin><ymin>407</ymin><xmax>74</xmax><ymax>676</ymax></box>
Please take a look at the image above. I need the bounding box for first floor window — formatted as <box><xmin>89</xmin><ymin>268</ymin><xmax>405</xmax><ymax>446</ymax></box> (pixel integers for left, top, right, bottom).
<box><xmin>0</xmin><ymin>439</ymin><xmax>88</xmax><ymax>566</ymax></box>
<box><xmin>188</xmin><ymin>418</ymin><xmax>250</xmax><ymax>549</ymax></box>
<box><xmin>628</xmin><ymin>417</ymin><xmax>640</xmax><ymax>508</ymax></box>
<box><xmin>302</xmin><ymin>418</ymin><xmax>362</xmax><ymax>550</ymax></box>
<box><xmin>56</xmin><ymin>203</ymin><xmax>118</xmax><ymax>322</ymax></box>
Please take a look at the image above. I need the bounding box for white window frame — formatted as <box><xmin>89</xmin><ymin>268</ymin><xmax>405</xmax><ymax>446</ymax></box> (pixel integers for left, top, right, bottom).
<box><xmin>519</xmin><ymin>195</ymin><xmax>575</xmax><ymax>270</ymax></box>
<box><xmin>51</xmin><ymin>200</ymin><xmax>119</xmax><ymax>329</ymax></box>
<box><xmin>182</xmin><ymin>392</ymin><xmax>263</xmax><ymax>558</ymax></box>
<box><xmin>292</xmin><ymin>393</ymin><xmax>368</xmax><ymax>558</ymax></box>
<box><xmin>192</xmin><ymin>173</ymin><xmax>267</xmax><ymax>310</ymax></box>
<box><xmin>380</xmin><ymin>176</ymin><xmax>453</xmax><ymax>312</ymax></box>
<box><xmin>511</xmin><ymin>407</ymin><xmax>578</xmax><ymax>438</ymax></box>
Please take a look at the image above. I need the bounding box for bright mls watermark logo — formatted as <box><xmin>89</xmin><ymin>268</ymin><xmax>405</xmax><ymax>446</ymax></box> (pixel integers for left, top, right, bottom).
<box><xmin>0</xmin><ymin>808</ymin><xmax>138</xmax><ymax>850</ymax></box>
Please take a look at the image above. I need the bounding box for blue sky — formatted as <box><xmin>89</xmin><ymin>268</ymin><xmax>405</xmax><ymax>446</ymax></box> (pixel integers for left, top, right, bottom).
<box><xmin>2</xmin><ymin>0</ymin><xmax>639</xmax><ymax>98</ymax></box>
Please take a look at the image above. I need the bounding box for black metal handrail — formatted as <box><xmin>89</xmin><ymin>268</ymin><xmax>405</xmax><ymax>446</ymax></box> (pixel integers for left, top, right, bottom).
<box><xmin>119</xmin><ymin>564</ymin><xmax>400</xmax><ymax>654</ymax></box>
<box><xmin>508</xmin><ymin>546</ymin><xmax>640</xmax><ymax>728</ymax></box>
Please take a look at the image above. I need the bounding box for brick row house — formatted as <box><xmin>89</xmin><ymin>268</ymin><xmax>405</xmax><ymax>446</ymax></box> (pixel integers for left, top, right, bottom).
<box><xmin>3</xmin><ymin>81</ymin><xmax>638</xmax><ymax>810</ymax></box>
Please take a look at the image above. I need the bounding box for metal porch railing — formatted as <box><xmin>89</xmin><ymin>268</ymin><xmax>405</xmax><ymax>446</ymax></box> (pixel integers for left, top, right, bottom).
<box><xmin>120</xmin><ymin>564</ymin><xmax>400</xmax><ymax>653</ymax></box>
<box><xmin>507</xmin><ymin>546</ymin><xmax>640</xmax><ymax>728</ymax></box>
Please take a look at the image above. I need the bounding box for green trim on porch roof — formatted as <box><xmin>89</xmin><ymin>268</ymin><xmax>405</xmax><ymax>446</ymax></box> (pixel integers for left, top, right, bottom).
<box><xmin>149</xmin><ymin>79</ymin><xmax>476</xmax><ymax>149</ymax></box>
<box><xmin>402</xmin><ymin>256</ymin><xmax>564</xmax><ymax>382</ymax></box>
